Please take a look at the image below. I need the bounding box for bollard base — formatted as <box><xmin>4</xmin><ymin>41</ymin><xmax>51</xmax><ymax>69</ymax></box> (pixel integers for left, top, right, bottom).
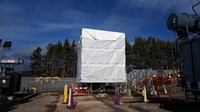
<box><xmin>144</xmin><ymin>100</ymin><xmax>149</xmax><ymax>103</ymax></box>
<box><xmin>62</xmin><ymin>102</ymin><xmax>68</xmax><ymax>104</ymax></box>
<box><xmin>66</xmin><ymin>102</ymin><xmax>77</xmax><ymax>109</ymax></box>
<box><xmin>114</xmin><ymin>86</ymin><xmax>120</xmax><ymax>105</ymax></box>
<box><xmin>66</xmin><ymin>106</ymin><xmax>75</xmax><ymax>109</ymax></box>
<box><xmin>113</xmin><ymin>99</ymin><xmax>120</xmax><ymax>105</ymax></box>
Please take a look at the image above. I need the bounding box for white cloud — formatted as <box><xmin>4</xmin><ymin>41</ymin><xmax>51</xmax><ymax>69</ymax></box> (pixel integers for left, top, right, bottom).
<box><xmin>12</xmin><ymin>41</ymin><xmax>52</xmax><ymax>58</ymax></box>
<box><xmin>10</xmin><ymin>45</ymin><xmax>35</xmax><ymax>59</ymax></box>
<box><xmin>119</xmin><ymin>0</ymin><xmax>192</xmax><ymax>12</ymax></box>
<box><xmin>8</xmin><ymin>42</ymin><xmax>51</xmax><ymax>70</ymax></box>
<box><xmin>39</xmin><ymin>22</ymin><xmax>80</xmax><ymax>31</ymax></box>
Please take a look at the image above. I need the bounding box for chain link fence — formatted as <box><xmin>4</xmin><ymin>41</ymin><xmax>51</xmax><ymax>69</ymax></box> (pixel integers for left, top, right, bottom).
<box><xmin>20</xmin><ymin>77</ymin><xmax>76</xmax><ymax>92</ymax></box>
<box><xmin>127</xmin><ymin>69</ymin><xmax>173</xmax><ymax>90</ymax></box>
<box><xmin>20</xmin><ymin>69</ymin><xmax>172</xmax><ymax>92</ymax></box>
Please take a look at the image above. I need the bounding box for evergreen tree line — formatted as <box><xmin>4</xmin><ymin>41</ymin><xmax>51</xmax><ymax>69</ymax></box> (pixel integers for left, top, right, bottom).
<box><xmin>126</xmin><ymin>36</ymin><xmax>181</xmax><ymax>72</ymax></box>
<box><xmin>30</xmin><ymin>36</ymin><xmax>180</xmax><ymax>77</ymax></box>
<box><xmin>30</xmin><ymin>38</ymin><xmax>77</xmax><ymax>77</ymax></box>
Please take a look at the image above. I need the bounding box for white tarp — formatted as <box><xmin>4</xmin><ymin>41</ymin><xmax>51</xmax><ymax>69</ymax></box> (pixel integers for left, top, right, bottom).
<box><xmin>76</xmin><ymin>28</ymin><xmax>127</xmax><ymax>83</ymax></box>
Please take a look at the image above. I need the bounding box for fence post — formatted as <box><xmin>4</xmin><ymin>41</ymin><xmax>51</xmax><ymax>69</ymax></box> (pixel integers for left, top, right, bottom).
<box><xmin>41</xmin><ymin>79</ymin><xmax>43</xmax><ymax>91</ymax></box>
<box><xmin>26</xmin><ymin>77</ymin><xmax>29</xmax><ymax>91</ymax></box>
<box><xmin>54</xmin><ymin>80</ymin><xmax>56</xmax><ymax>91</ymax></box>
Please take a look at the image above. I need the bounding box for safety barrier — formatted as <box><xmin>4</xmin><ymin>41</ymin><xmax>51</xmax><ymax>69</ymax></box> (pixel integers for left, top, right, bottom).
<box><xmin>74</xmin><ymin>87</ymin><xmax>89</xmax><ymax>96</ymax></box>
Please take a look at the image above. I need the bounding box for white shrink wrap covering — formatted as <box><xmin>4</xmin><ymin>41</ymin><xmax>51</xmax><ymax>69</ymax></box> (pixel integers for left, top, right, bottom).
<box><xmin>77</xmin><ymin>28</ymin><xmax>127</xmax><ymax>83</ymax></box>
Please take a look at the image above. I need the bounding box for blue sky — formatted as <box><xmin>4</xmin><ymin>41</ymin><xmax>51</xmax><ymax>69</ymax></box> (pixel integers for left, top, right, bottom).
<box><xmin>0</xmin><ymin>0</ymin><xmax>197</xmax><ymax>70</ymax></box>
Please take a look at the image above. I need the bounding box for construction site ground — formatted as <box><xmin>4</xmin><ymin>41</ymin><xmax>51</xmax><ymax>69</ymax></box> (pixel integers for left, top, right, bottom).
<box><xmin>1</xmin><ymin>90</ymin><xmax>200</xmax><ymax>112</ymax></box>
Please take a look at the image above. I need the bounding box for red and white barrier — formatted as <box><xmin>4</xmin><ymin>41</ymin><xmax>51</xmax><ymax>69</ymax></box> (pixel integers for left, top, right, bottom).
<box><xmin>74</xmin><ymin>86</ymin><xmax>89</xmax><ymax>96</ymax></box>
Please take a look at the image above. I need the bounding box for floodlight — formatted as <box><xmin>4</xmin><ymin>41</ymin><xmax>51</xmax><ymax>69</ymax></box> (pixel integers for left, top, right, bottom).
<box><xmin>3</xmin><ymin>41</ymin><xmax>12</xmax><ymax>48</ymax></box>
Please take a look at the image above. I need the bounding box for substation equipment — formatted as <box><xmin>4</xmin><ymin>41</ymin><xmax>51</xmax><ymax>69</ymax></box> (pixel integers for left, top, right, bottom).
<box><xmin>167</xmin><ymin>2</ymin><xmax>200</xmax><ymax>101</ymax></box>
<box><xmin>0</xmin><ymin>40</ymin><xmax>24</xmax><ymax>100</ymax></box>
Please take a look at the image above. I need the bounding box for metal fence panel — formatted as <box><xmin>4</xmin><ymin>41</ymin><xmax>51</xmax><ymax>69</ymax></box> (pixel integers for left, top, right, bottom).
<box><xmin>21</xmin><ymin>77</ymin><xmax>76</xmax><ymax>91</ymax></box>
<box><xmin>21</xmin><ymin>69</ymin><xmax>172</xmax><ymax>92</ymax></box>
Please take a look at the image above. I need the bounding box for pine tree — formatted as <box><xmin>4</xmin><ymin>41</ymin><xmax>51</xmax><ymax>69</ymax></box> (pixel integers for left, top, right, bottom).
<box><xmin>30</xmin><ymin>47</ymin><xmax>43</xmax><ymax>76</ymax></box>
<box><xmin>133</xmin><ymin>37</ymin><xmax>147</xmax><ymax>69</ymax></box>
<box><xmin>146</xmin><ymin>37</ymin><xmax>156</xmax><ymax>68</ymax></box>
<box><xmin>70</xmin><ymin>40</ymin><xmax>77</xmax><ymax>77</ymax></box>
<box><xmin>51</xmin><ymin>41</ymin><xmax>62</xmax><ymax>76</ymax></box>
<box><xmin>62</xmin><ymin>38</ymin><xmax>71</xmax><ymax>77</ymax></box>
<box><xmin>44</xmin><ymin>43</ymin><xmax>53</xmax><ymax>76</ymax></box>
<box><xmin>165</xmin><ymin>40</ymin><xmax>173</xmax><ymax>69</ymax></box>
<box><xmin>125</xmin><ymin>39</ymin><xmax>133</xmax><ymax>72</ymax></box>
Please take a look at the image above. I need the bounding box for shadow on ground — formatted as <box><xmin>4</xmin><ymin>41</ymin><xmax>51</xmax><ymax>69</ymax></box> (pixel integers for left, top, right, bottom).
<box><xmin>128</xmin><ymin>96</ymin><xmax>200</xmax><ymax>112</ymax></box>
<box><xmin>148</xmin><ymin>96</ymin><xmax>200</xmax><ymax>112</ymax></box>
<box><xmin>0</xmin><ymin>93</ymin><xmax>38</xmax><ymax>112</ymax></box>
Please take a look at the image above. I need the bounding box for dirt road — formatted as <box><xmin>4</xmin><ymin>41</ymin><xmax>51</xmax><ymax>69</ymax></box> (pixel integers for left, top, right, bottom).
<box><xmin>9</xmin><ymin>93</ymin><xmax>58</xmax><ymax>112</ymax></box>
<box><xmin>56</xmin><ymin>95</ymin><xmax>121</xmax><ymax>112</ymax></box>
<box><xmin>1</xmin><ymin>91</ymin><xmax>198</xmax><ymax>112</ymax></box>
<box><xmin>2</xmin><ymin>93</ymin><xmax>125</xmax><ymax>112</ymax></box>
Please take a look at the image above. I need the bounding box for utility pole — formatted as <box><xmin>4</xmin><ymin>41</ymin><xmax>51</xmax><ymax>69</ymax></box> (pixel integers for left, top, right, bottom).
<box><xmin>171</xmin><ymin>39</ymin><xmax>175</xmax><ymax>72</ymax></box>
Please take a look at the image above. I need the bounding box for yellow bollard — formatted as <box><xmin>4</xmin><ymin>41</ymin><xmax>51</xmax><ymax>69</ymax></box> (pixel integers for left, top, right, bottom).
<box><xmin>152</xmin><ymin>85</ymin><xmax>156</xmax><ymax>95</ymax></box>
<box><xmin>143</xmin><ymin>85</ymin><xmax>149</xmax><ymax>102</ymax></box>
<box><xmin>133</xmin><ymin>85</ymin><xmax>137</xmax><ymax>96</ymax></box>
<box><xmin>33</xmin><ymin>87</ymin><xmax>36</xmax><ymax>93</ymax></box>
<box><xmin>68</xmin><ymin>87</ymin><xmax>72</xmax><ymax>106</ymax></box>
<box><xmin>142</xmin><ymin>89</ymin><xmax>144</xmax><ymax>96</ymax></box>
<box><xmin>63</xmin><ymin>84</ymin><xmax>68</xmax><ymax>103</ymax></box>
<box><xmin>163</xmin><ymin>85</ymin><xmax>168</xmax><ymax>94</ymax></box>
<box><xmin>31</xmin><ymin>87</ymin><xmax>37</xmax><ymax>93</ymax></box>
<box><xmin>152</xmin><ymin>85</ymin><xmax>155</xmax><ymax>92</ymax></box>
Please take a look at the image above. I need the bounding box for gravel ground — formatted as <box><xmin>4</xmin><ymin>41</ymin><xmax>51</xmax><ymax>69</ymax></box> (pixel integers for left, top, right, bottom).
<box><xmin>8</xmin><ymin>93</ymin><xmax>59</xmax><ymax>112</ymax></box>
<box><xmin>0</xmin><ymin>91</ymin><xmax>199</xmax><ymax>112</ymax></box>
<box><xmin>56</xmin><ymin>95</ymin><xmax>118</xmax><ymax>112</ymax></box>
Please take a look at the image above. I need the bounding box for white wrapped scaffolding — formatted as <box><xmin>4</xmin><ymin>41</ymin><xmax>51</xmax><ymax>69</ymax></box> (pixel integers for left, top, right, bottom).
<box><xmin>76</xmin><ymin>28</ymin><xmax>127</xmax><ymax>83</ymax></box>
